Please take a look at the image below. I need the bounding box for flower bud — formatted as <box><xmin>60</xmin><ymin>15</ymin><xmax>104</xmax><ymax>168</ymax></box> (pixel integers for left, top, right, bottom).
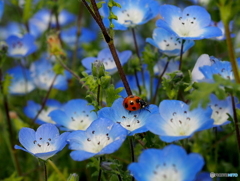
<box><xmin>92</xmin><ymin>60</ymin><xmax>105</xmax><ymax>78</ymax></box>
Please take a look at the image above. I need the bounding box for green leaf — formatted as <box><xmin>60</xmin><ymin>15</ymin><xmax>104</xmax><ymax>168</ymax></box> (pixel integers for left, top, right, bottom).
<box><xmin>53</xmin><ymin>62</ymin><xmax>64</xmax><ymax>75</ymax></box>
<box><xmin>105</xmin><ymin>85</ymin><xmax>123</xmax><ymax>106</ymax></box>
<box><xmin>96</xmin><ymin>1</ymin><xmax>106</xmax><ymax>9</ymax></box>
<box><xmin>109</xmin><ymin>12</ymin><xmax>118</xmax><ymax>20</ymax></box>
<box><xmin>3</xmin><ymin>74</ymin><xmax>12</xmax><ymax>95</ymax></box>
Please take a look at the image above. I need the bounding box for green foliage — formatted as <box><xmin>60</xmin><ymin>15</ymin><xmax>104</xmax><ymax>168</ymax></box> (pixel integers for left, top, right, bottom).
<box><xmin>67</xmin><ymin>173</ymin><xmax>79</xmax><ymax>181</ymax></box>
<box><xmin>142</xmin><ymin>45</ymin><xmax>159</xmax><ymax>76</ymax></box>
<box><xmin>23</xmin><ymin>0</ymin><xmax>33</xmax><ymax>23</ymax></box>
<box><xmin>3</xmin><ymin>172</ymin><xmax>23</xmax><ymax>181</ymax></box>
<box><xmin>105</xmin><ymin>85</ymin><xmax>123</xmax><ymax>106</ymax></box>
<box><xmin>2</xmin><ymin>74</ymin><xmax>12</xmax><ymax>95</ymax></box>
<box><xmin>53</xmin><ymin>62</ymin><xmax>65</xmax><ymax>75</ymax></box>
<box><xmin>188</xmin><ymin>75</ymin><xmax>240</xmax><ymax>110</ymax></box>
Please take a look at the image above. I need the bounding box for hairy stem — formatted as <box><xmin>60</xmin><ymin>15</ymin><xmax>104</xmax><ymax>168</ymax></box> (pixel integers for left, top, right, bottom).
<box><xmin>32</xmin><ymin>75</ymin><xmax>57</xmax><ymax>124</ymax></box>
<box><xmin>129</xmin><ymin>137</ymin><xmax>135</xmax><ymax>181</ymax></box>
<box><xmin>224</xmin><ymin>23</ymin><xmax>240</xmax><ymax>83</ymax></box>
<box><xmin>97</xmin><ymin>156</ymin><xmax>103</xmax><ymax>181</ymax></box>
<box><xmin>231</xmin><ymin>95</ymin><xmax>240</xmax><ymax>151</ymax></box>
<box><xmin>43</xmin><ymin>160</ymin><xmax>48</xmax><ymax>181</ymax></box>
<box><xmin>82</xmin><ymin>0</ymin><xmax>132</xmax><ymax>96</ymax></box>
<box><xmin>151</xmin><ymin>59</ymin><xmax>170</xmax><ymax>104</ymax></box>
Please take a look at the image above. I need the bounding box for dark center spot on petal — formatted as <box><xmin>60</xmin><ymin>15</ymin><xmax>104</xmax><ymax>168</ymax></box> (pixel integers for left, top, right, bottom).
<box><xmin>182</xmin><ymin>22</ymin><xmax>185</xmax><ymax>25</ymax></box>
<box><xmin>184</xmin><ymin>111</ymin><xmax>187</xmax><ymax>114</ymax></box>
<box><xmin>117</xmin><ymin>122</ymin><xmax>121</xmax><ymax>124</ymax></box>
<box><xmin>179</xmin><ymin>120</ymin><xmax>182</xmax><ymax>124</ymax></box>
<box><xmin>134</xmin><ymin>115</ymin><xmax>137</xmax><ymax>118</ymax></box>
<box><xmin>81</xmin><ymin>120</ymin><xmax>83</xmax><ymax>123</ymax></box>
<box><xmin>71</xmin><ymin>117</ymin><xmax>75</xmax><ymax>121</ymax></box>
<box><xmin>127</xmin><ymin>125</ymin><xmax>131</xmax><ymax>127</ymax></box>
<box><xmin>98</xmin><ymin>141</ymin><xmax>100</xmax><ymax>145</ymax></box>
<box><xmin>173</xmin><ymin>112</ymin><xmax>176</xmax><ymax>116</ymax></box>
<box><xmin>38</xmin><ymin>144</ymin><xmax>41</xmax><ymax>147</ymax></box>
<box><xmin>48</xmin><ymin>138</ymin><xmax>51</xmax><ymax>141</ymax></box>
<box><xmin>122</xmin><ymin>116</ymin><xmax>126</xmax><ymax>118</ymax></box>
<box><xmin>186</xmin><ymin>13</ymin><xmax>189</xmax><ymax>16</ymax></box>
<box><xmin>187</xmin><ymin>117</ymin><xmax>191</xmax><ymax>120</ymax></box>
<box><xmin>39</xmin><ymin>137</ymin><xmax>42</xmax><ymax>140</ymax></box>
<box><xmin>47</xmin><ymin>142</ymin><xmax>50</xmax><ymax>146</ymax></box>
<box><xmin>137</xmin><ymin>120</ymin><xmax>140</xmax><ymax>123</ymax></box>
<box><xmin>87</xmin><ymin>138</ymin><xmax>91</xmax><ymax>141</ymax></box>
<box><xmin>33</xmin><ymin>140</ymin><xmax>37</xmax><ymax>144</ymax></box>
<box><xmin>216</xmin><ymin>111</ymin><xmax>219</xmax><ymax>114</ymax></box>
<box><xmin>92</xmin><ymin>131</ymin><xmax>95</xmax><ymax>134</ymax></box>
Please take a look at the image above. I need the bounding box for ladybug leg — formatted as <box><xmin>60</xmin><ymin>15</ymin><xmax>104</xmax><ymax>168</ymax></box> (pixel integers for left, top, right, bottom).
<box><xmin>128</xmin><ymin>111</ymin><xmax>132</xmax><ymax>114</ymax></box>
<box><xmin>144</xmin><ymin>107</ymin><xmax>151</xmax><ymax>113</ymax></box>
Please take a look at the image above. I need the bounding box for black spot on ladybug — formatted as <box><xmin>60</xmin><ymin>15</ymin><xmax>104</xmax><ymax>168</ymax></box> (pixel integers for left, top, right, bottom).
<box><xmin>125</xmin><ymin>103</ymin><xmax>128</xmax><ymax>108</ymax></box>
<box><xmin>132</xmin><ymin>107</ymin><xmax>136</xmax><ymax>110</ymax></box>
<box><xmin>135</xmin><ymin>99</ymin><xmax>139</xmax><ymax>103</ymax></box>
<box><xmin>130</xmin><ymin>101</ymin><xmax>134</xmax><ymax>105</ymax></box>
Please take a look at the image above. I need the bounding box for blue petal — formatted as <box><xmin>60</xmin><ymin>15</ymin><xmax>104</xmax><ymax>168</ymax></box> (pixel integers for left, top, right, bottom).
<box><xmin>35</xmin><ymin>124</ymin><xmax>59</xmax><ymax>141</ymax></box>
<box><xmin>24</xmin><ymin>100</ymin><xmax>41</xmax><ymax>119</ymax></box>
<box><xmin>70</xmin><ymin>150</ymin><xmax>96</xmax><ymax>161</ymax></box>
<box><xmin>81</xmin><ymin>57</ymin><xmax>97</xmax><ymax>70</ymax></box>
<box><xmin>18</xmin><ymin>127</ymin><xmax>36</xmax><ymax>152</ymax></box>
<box><xmin>48</xmin><ymin>110</ymin><xmax>70</xmax><ymax>127</ymax></box>
<box><xmin>67</xmin><ymin>130</ymin><xmax>86</xmax><ymax>150</ymax></box>
<box><xmin>159</xmin><ymin>5</ymin><xmax>182</xmax><ymax>25</ymax></box>
<box><xmin>55</xmin><ymin>132</ymin><xmax>70</xmax><ymax>151</ymax></box>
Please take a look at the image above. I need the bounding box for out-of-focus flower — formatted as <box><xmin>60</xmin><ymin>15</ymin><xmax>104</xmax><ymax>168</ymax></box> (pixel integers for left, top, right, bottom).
<box><xmin>209</xmin><ymin>94</ymin><xmax>235</xmax><ymax>126</ymax></box>
<box><xmin>49</xmin><ymin>99</ymin><xmax>97</xmax><ymax>131</ymax></box>
<box><xmin>147</xmin><ymin>100</ymin><xmax>213</xmax><ymax>143</ymax></box>
<box><xmin>101</xmin><ymin>0</ymin><xmax>160</xmax><ymax>30</ymax></box>
<box><xmin>24</xmin><ymin>99</ymin><xmax>62</xmax><ymax>125</ymax></box>
<box><xmin>146</xmin><ymin>28</ymin><xmax>195</xmax><ymax>56</ymax></box>
<box><xmin>60</xmin><ymin>27</ymin><xmax>96</xmax><ymax>49</ymax></box>
<box><xmin>81</xmin><ymin>48</ymin><xmax>132</xmax><ymax>74</ymax></box>
<box><xmin>7</xmin><ymin>66</ymin><xmax>35</xmax><ymax>95</ymax></box>
<box><xmin>115</xmin><ymin>71</ymin><xmax>158</xmax><ymax>101</ymax></box>
<box><xmin>15</xmin><ymin>123</ymin><xmax>69</xmax><ymax>160</ymax></box>
<box><xmin>128</xmin><ymin>145</ymin><xmax>204</xmax><ymax>181</ymax></box>
<box><xmin>6</xmin><ymin>34</ymin><xmax>37</xmax><ymax>58</ymax></box>
<box><xmin>67</xmin><ymin>118</ymin><xmax>128</xmax><ymax>161</ymax></box>
<box><xmin>98</xmin><ymin>98</ymin><xmax>159</xmax><ymax>135</ymax></box>
<box><xmin>156</xmin><ymin>5</ymin><xmax>222</xmax><ymax>40</ymax></box>
<box><xmin>0</xmin><ymin>22</ymin><xmax>22</xmax><ymax>40</ymax></box>
<box><xmin>0</xmin><ymin>0</ymin><xmax>4</xmax><ymax>20</ymax></box>
<box><xmin>30</xmin><ymin>59</ymin><xmax>70</xmax><ymax>91</ymax></box>
<box><xmin>154</xmin><ymin>58</ymin><xmax>179</xmax><ymax>78</ymax></box>
<box><xmin>211</xmin><ymin>21</ymin><xmax>234</xmax><ymax>41</ymax></box>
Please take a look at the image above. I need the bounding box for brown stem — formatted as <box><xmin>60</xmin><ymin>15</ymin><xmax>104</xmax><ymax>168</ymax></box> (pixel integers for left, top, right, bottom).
<box><xmin>178</xmin><ymin>40</ymin><xmax>185</xmax><ymax>70</ymax></box>
<box><xmin>82</xmin><ymin>0</ymin><xmax>132</xmax><ymax>96</ymax></box>
<box><xmin>134</xmin><ymin>69</ymin><xmax>141</xmax><ymax>95</ymax></box>
<box><xmin>32</xmin><ymin>75</ymin><xmax>57</xmax><ymax>123</ymax></box>
<box><xmin>151</xmin><ymin>59</ymin><xmax>170</xmax><ymax>104</ymax></box>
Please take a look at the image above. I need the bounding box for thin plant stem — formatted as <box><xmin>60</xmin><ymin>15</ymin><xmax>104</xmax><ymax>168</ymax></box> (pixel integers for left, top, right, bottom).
<box><xmin>43</xmin><ymin>160</ymin><xmax>48</xmax><ymax>181</ymax></box>
<box><xmin>128</xmin><ymin>137</ymin><xmax>135</xmax><ymax>181</ymax></box>
<box><xmin>97</xmin><ymin>84</ymin><xmax>101</xmax><ymax>107</ymax></box>
<box><xmin>0</xmin><ymin>68</ymin><xmax>22</xmax><ymax>176</ymax></box>
<box><xmin>82</xmin><ymin>0</ymin><xmax>132</xmax><ymax>96</ymax></box>
<box><xmin>117</xmin><ymin>174</ymin><xmax>122</xmax><ymax>181</ymax></box>
<box><xmin>151</xmin><ymin>59</ymin><xmax>170</xmax><ymax>104</ymax></box>
<box><xmin>231</xmin><ymin>95</ymin><xmax>240</xmax><ymax>152</ymax></box>
<box><xmin>224</xmin><ymin>23</ymin><xmax>240</xmax><ymax>84</ymax></box>
<box><xmin>72</xmin><ymin>1</ymin><xmax>83</xmax><ymax>69</ymax></box>
<box><xmin>134</xmin><ymin>69</ymin><xmax>141</xmax><ymax>95</ymax></box>
<box><xmin>131</xmin><ymin>28</ymin><xmax>145</xmax><ymax>89</ymax></box>
<box><xmin>32</xmin><ymin>74</ymin><xmax>57</xmax><ymax>124</ymax></box>
<box><xmin>178</xmin><ymin>40</ymin><xmax>185</xmax><ymax>70</ymax></box>
<box><xmin>48</xmin><ymin>160</ymin><xmax>66</xmax><ymax>181</ymax></box>
<box><xmin>97</xmin><ymin>156</ymin><xmax>103</xmax><ymax>181</ymax></box>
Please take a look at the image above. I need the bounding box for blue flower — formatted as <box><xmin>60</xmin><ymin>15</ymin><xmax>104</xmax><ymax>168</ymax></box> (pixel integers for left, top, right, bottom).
<box><xmin>0</xmin><ymin>0</ymin><xmax>4</xmax><ymax>20</ymax></box>
<box><xmin>146</xmin><ymin>28</ymin><xmax>195</xmax><ymax>56</ymax></box>
<box><xmin>24</xmin><ymin>99</ymin><xmax>62</xmax><ymax>125</ymax></box>
<box><xmin>0</xmin><ymin>22</ymin><xmax>22</xmax><ymax>40</ymax></box>
<box><xmin>30</xmin><ymin>59</ymin><xmax>70</xmax><ymax>91</ymax></box>
<box><xmin>81</xmin><ymin>48</ymin><xmax>132</xmax><ymax>74</ymax></box>
<box><xmin>67</xmin><ymin>117</ymin><xmax>128</xmax><ymax>161</ymax></box>
<box><xmin>115</xmin><ymin>71</ymin><xmax>158</xmax><ymax>101</ymax></box>
<box><xmin>6</xmin><ymin>34</ymin><xmax>37</xmax><ymax>58</ymax></box>
<box><xmin>60</xmin><ymin>27</ymin><xmax>97</xmax><ymax>49</ymax></box>
<box><xmin>191</xmin><ymin>54</ymin><xmax>218</xmax><ymax>82</ymax></box>
<box><xmin>105</xmin><ymin>0</ymin><xmax>160</xmax><ymax>30</ymax></box>
<box><xmin>49</xmin><ymin>99</ymin><xmax>97</xmax><ymax>131</ymax></box>
<box><xmin>147</xmin><ymin>100</ymin><xmax>213</xmax><ymax>143</ymax></box>
<box><xmin>128</xmin><ymin>144</ymin><xmax>204</xmax><ymax>181</ymax></box>
<box><xmin>199</xmin><ymin>59</ymin><xmax>239</xmax><ymax>81</ymax></box>
<box><xmin>14</xmin><ymin>123</ymin><xmax>69</xmax><ymax>160</ymax></box>
<box><xmin>154</xmin><ymin>58</ymin><xmax>179</xmax><ymax>78</ymax></box>
<box><xmin>195</xmin><ymin>172</ymin><xmax>213</xmax><ymax>181</ymax></box>
<box><xmin>211</xmin><ymin>21</ymin><xmax>235</xmax><ymax>41</ymax></box>
<box><xmin>7</xmin><ymin>66</ymin><xmax>35</xmax><ymax>95</ymax></box>
<box><xmin>209</xmin><ymin>94</ymin><xmax>234</xmax><ymax>126</ymax></box>
<box><xmin>156</xmin><ymin>5</ymin><xmax>222</xmax><ymax>40</ymax></box>
<box><xmin>98</xmin><ymin>98</ymin><xmax>159</xmax><ymax>135</ymax></box>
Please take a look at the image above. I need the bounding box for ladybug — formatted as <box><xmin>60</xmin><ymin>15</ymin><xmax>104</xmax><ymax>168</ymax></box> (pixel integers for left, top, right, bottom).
<box><xmin>123</xmin><ymin>95</ymin><xmax>148</xmax><ymax>112</ymax></box>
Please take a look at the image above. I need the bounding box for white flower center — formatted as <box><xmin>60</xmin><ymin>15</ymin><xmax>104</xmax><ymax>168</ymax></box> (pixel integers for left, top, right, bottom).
<box><xmin>117</xmin><ymin>113</ymin><xmax>142</xmax><ymax>132</ymax></box>
<box><xmin>68</xmin><ymin>111</ymin><xmax>93</xmax><ymax>130</ymax></box>
<box><xmin>116</xmin><ymin>9</ymin><xmax>144</xmax><ymax>27</ymax></box>
<box><xmin>10</xmin><ymin>41</ymin><xmax>28</xmax><ymax>56</ymax></box>
<box><xmin>31</xmin><ymin>137</ymin><xmax>56</xmax><ymax>154</ymax></box>
<box><xmin>210</xmin><ymin>104</ymin><xmax>229</xmax><ymax>125</ymax></box>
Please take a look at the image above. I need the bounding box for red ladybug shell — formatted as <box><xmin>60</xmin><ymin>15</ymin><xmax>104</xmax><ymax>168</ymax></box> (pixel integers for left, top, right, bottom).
<box><xmin>123</xmin><ymin>95</ymin><xmax>148</xmax><ymax>111</ymax></box>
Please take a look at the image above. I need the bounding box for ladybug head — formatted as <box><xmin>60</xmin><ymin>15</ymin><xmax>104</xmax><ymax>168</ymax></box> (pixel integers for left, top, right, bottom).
<box><xmin>139</xmin><ymin>99</ymin><xmax>148</xmax><ymax>108</ymax></box>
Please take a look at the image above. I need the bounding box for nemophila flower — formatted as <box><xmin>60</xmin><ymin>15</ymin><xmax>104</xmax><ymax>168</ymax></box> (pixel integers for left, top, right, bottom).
<box><xmin>7</xmin><ymin>66</ymin><xmax>35</xmax><ymax>95</ymax></box>
<box><xmin>191</xmin><ymin>54</ymin><xmax>219</xmax><ymax>82</ymax></box>
<box><xmin>146</xmin><ymin>28</ymin><xmax>195</xmax><ymax>56</ymax></box>
<box><xmin>0</xmin><ymin>22</ymin><xmax>22</xmax><ymax>40</ymax></box>
<box><xmin>154</xmin><ymin>58</ymin><xmax>179</xmax><ymax>78</ymax></box>
<box><xmin>199</xmin><ymin>59</ymin><xmax>240</xmax><ymax>81</ymax></box>
<box><xmin>211</xmin><ymin>21</ymin><xmax>234</xmax><ymax>41</ymax></box>
<box><xmin>209</xmin><ymin>94</ymin><xmax>234</xmax><ymax>126</ymax></box>
<box><xmin>115</xmin><ymin>71</ymin><xmax>158</xmax><ymax>101</ymax></box>
<box><xmin>107</xmin><ymin>0</ymin><xmax>160</xmax><ymax>30</ymax></box>
<box><xmin>30</xmin><ymin>59</ymin><xmax>70</xmax><ymax>91</ymax></box>
<box><xmin>147</xmin><ymin>100</ymin><xmax>213</xmax><ymax>143</ymax></box>
<box><xmin>156</xmin><ymin>5</ymin><xmax>222</xmax><ymax>40</ymax></box>
<box><xmin>128</xmin><ymin>144</ymin><xmax>204</xmax><ymax>181</ymax></box>
<box><xmin>98</xmin><ymin>98</ymin><xmax>159</xmax><ymax>135</ymax></box>
<box><xmin>0</xmin><ymin>0</ymin><xmax>4</xmax><ymax>20</ymax></box>
<box><xmin>6</xmin><ymin>33</ymin><xmax>37</xmax><ymax>58</ymax></box>
<box><xmin>24</xmin><ymin>99</ymin><xmax>62</xmax><ymax>125</ymax></box>
<box><xmin>49</xmin><ymin>99</ymin><xmax>97</xmax><ymax>131</ymax></box>
<box><xmin>81</xmin><ymin>48</ymin><xmax>132</xmax><ymax>74</ymax></box>
<box><xmin>60</xmin><ymin>27</ymin><xmax>97</xmax><ymax>49</ymax></box>
<box><xmin>15</xmin><ymin>123</ymin><xmax>69</xmax><ymax>160</ymax></box>
<box><xmin>67</xmin><ymin>117</ymin><xmax>128</xmax><ymax>161</ymax></box>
